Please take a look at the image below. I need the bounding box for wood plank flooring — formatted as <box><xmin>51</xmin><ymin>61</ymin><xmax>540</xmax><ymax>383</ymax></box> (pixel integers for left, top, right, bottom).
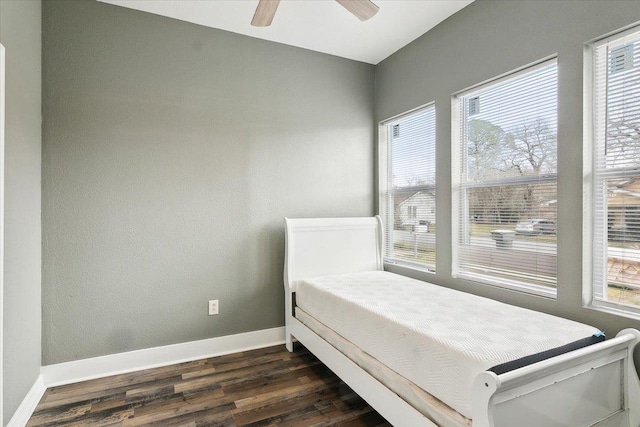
<box><xmin>28</xmin><ymin>344</ymin><xmax>391</xmax><ymax>427</ymax></box>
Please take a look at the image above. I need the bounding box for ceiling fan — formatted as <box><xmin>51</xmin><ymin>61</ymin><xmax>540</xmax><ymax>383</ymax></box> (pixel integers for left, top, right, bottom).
<box><xmin>251</xmin><ymin>0</ymin><xmax>379</xmax><ymax>27</ymax></box>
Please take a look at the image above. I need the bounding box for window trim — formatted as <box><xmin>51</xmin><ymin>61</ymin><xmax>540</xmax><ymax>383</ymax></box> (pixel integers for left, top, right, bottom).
<box><xmin>378</xmin><ymin>102</ymin><xmax>436</xmax><ymax>273</ymax></box>
<box><xmin>451</xmin><ymin>55</ymin><xmax>559</xmax><ymax>298</ymax></box>
<box><xmin>451</xmin><ymin>54</ymin><xmax>558</xmax><ymax>102</ymax></box>
<box><xmin>583</xmin><ymin>25</ymin><xmax>640</xmax><ymax>320</ymax></box>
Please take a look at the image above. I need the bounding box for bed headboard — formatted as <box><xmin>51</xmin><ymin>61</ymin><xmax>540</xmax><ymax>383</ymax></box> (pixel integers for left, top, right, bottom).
<box><xmin>284</xmin><ymin>216</ymin><xmax>384</xmax><ymax>291</ymax></box>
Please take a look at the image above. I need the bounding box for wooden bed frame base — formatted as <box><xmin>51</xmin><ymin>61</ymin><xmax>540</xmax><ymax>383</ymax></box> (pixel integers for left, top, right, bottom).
<box><xmin>286</xmin><ymin>312</ymin><xmax>439</xmax><ymax>426</ymax></box>
<box><xmin>283</xmin><ymin>216</ymin><xmax>640</xmax><ymax>427</ymax></box>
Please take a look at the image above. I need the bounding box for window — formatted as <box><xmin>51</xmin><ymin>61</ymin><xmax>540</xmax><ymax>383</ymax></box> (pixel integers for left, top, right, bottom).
<box><xmin>452</xmin><ymin>58</ymin><xmax>558</xmax><ymax>296</ymax></box>
<box><xmin>379</xmin><ymin>104</ymin><xmax>436</xmax><ymax>271</ymax></box>
<box><xmin>586</xmin><ymin>25</ymin><xmax>640</xmax><ymax>317</ymax></box>
<box><xmin>408</xmin><ymin>205</ymin><xmax>418</xmax><ymax>219</ymax></box>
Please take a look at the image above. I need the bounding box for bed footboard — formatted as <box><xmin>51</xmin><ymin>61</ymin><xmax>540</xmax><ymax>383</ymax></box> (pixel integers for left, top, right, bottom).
<box><xmin>472</xmin><ymin>328</ymin><xmax>640</xmax><ymax>427</ymax></box>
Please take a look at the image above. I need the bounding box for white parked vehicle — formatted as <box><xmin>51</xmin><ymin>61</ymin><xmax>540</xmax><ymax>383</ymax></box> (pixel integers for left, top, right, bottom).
<box><xmin>515</xmin><ymin>219</ymin><xmax>556</xmax><ymax>235</ymax></box>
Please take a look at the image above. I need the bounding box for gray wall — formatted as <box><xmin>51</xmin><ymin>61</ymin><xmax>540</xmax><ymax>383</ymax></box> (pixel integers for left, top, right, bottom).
<box><xmin>0</xmin><ymin>0</ymin><xmax>42</xmax><ymax>424</ymax></box>
<box><xmin>42</xmin><ymin>0</ymin><xmax>374</xmax><ymax>364</ymax></box>
<box><xmin>375</xmin><ymin>0</ymin><xmax>640</xmax><ymax>368</ymax></box>
<box><xmin>41</xmin><ymin>0</ymin><xmax>640</xmax><ymax>376</ymax></box>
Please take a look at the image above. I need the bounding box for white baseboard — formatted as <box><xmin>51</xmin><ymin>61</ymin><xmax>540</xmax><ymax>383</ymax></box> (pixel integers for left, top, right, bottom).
<box><xmin>41</xmin><ymin>327</ymin><xmax>285</xmax><ymax>388</ymax></box>
<box><xmin>7</xmin><ymin>375</ymin><xmax>46</xmax><ymax>427</ymax></box>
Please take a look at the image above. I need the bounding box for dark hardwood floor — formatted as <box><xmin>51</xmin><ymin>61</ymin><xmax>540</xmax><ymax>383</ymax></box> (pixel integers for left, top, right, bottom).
<box><xmin>28</xmin><ymin>344</ymin><xmax>391</xmax><ymax>426</ymax></box>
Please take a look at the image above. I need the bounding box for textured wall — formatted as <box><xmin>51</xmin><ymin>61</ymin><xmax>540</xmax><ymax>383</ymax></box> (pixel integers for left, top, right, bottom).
<box><xmin>0</xmin><ymin>0</ymin><xmax>42</xmax><ymax>423</ymax></box>
<box><xmin>42</xmin><ymin>0</ymin><xmax>374</xmax><ymax>364</ymax></box>
<box><xmin>375</xmin><ymin>0</ymin><xmax>640</xmax><ymax>367</ymax></box>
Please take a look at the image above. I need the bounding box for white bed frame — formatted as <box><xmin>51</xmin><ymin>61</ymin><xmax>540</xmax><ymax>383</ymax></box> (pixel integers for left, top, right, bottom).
<box><xmin>283</xmin><ymin>216</ymin><xmax>640</xmax><ymax>427</ymax></box>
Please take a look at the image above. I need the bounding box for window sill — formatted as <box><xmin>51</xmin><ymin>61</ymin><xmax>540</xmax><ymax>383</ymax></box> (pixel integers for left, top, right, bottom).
<box><xmin>384</xmin><ymin>258</ymin><xmax>435</xmax><ymax>275</ymax></box>
<box><xmin>454</xmin><ymin>272</ymin><xmax>557</xmax><ymax>299</ymax></box>
<box><xmin>585</xmin><ymin>300</ymin><xmax>640</xmax><ymax>322</ymax></box>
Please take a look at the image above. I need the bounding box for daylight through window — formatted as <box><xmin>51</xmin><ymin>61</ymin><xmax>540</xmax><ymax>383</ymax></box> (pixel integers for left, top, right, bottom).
<box><xmin>379</xmin><ymin>104</ymin><xmax>436</xmax><ymax>271</ymax></box>
<box><xmin>587</xmin><ymin>26</ymin><xmax>640</xmax><ymax>315</ymax></box>
<box><xmin>453</xmin><ymin>58</ymin><xmax>558</xmax><ymax>296</ymax></box>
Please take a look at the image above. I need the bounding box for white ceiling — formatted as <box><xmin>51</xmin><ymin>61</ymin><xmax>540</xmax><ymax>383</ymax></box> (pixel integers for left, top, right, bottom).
<box><xmin>97</xmin><ymin>0</ymin><xmax>473</xmax><ymax>65</ymax></box>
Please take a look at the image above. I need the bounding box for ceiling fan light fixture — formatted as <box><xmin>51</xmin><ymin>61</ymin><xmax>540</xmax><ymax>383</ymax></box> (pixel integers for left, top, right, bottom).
<box><xmin>335</xmin><ymin>0</ymin><xmax>379</xmax><ymax>21</ymax></box>
<box><xmin>251</xmin><ymin>0</ymin><xmax>281</xmax><ymax>27</ymax></box>
<box><xmin>251</xmin><ymin>0</ymin><xmax>379</xmax><ymax>28</ymax></box>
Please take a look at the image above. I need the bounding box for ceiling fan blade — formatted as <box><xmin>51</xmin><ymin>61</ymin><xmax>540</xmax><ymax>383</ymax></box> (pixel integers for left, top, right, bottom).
<box><xmin>335</xmin><ymin>0</ymin><xmax>379</xmax><ymax>21</ymax></box>
<box><xmin>251</xmin><ymin>0</ymin><xmax>281</xmax><ymax>27</ymax></box>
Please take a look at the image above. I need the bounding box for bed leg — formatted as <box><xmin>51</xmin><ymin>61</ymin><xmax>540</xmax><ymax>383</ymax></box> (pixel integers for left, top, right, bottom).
<box><xmin>284</xmin><ymin>291</ymin><xmax>295</xmax><ymax>352</ymax></box>
<box><xmin>285</xmin><ymin>332</ymin><xmax>294</xmax><ymax>352</ymax></box>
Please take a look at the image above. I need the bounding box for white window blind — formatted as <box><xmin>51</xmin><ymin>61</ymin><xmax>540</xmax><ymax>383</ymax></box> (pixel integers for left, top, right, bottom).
<box><xmin>379</xmin><ymin>104</ymin><xmax>436</xmax><ymax>271</ymax></box>
<box><xmin>453</xmin><ymin>59</ymin><xmax>558</xmax><ymax>295</ymax></box>
<box><xmin>589</xmin><ymin>26</ymin><xmax>640</xmax><ymax>315</ymax></box>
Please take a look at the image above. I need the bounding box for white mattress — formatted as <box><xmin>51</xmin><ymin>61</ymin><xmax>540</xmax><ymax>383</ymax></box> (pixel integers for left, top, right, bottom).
<box><xmin>295</xmin><ymin>271</ymin><xmax>601</xmax><ymax>419</ymax></box>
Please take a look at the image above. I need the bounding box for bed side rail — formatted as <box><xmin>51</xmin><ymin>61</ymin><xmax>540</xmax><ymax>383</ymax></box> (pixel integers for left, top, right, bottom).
<box><xmin>472</xmin><ymin>329</ymin><xmax>640</xmax><ymax>427</ymax></box>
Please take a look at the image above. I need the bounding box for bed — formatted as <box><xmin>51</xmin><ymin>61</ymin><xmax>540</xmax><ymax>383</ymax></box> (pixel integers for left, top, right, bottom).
<box><xmin>283</xmin><ymin>216</ymin><xmax>640</xmax><ymax>427</ymax></box>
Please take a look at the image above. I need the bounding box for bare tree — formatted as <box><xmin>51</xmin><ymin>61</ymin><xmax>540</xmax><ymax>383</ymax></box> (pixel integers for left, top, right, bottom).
<box><xmin>503</xmin><ymin>119</ymin><xmax>557</xmax><ymax>219</ymax></box>
<box><xmin>466</xmin><ymin>119</ymin><xmax>557</xmax><ymax>224</ymax></box>
<box><xmin>607</xmin><ymin>116</ymin><xmax>640</xmax><ymax>168</ymax></box>
<box><xmin>505</xmin><ymin>118</ymin><xmax>557</xmax><ymax>175</ymax></box>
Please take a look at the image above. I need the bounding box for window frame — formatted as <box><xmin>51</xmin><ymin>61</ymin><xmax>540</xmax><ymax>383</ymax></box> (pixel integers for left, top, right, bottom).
<box><xmin>378</xmin><ymin>102</ymin><xmax>437</xmax><ymax>273</ymax></box>
<box><xmin>451</xmin><ymin>56</ymin><xmax>559</xmax><ymax>298</ymax></box>
<box><xmin>584</xmin><ymin>24</ymin><xmax>640</xmax><ymax>320</ymax></box>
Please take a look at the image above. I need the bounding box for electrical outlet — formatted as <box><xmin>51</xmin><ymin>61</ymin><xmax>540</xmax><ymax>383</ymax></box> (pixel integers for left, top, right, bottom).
<box><xmin>208</xmin><ymin>299</ymin><xmax>219</xmax><ymax>316</ymax></box>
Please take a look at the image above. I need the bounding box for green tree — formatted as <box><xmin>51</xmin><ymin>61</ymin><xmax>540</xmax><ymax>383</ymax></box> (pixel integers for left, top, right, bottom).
<box><xmin>467</xmin><ymin>119</ymin><xmax>505</xmax><ymax>180</ymax></box>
